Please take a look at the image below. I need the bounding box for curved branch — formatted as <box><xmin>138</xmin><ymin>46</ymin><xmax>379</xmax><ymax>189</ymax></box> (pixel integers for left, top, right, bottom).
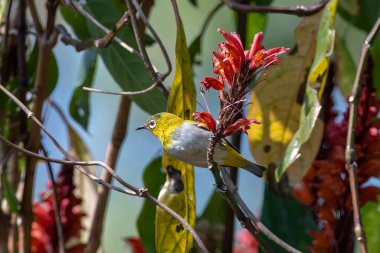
<box><xmin>0</xmin><ymin>84</ymin><xmax>208</xmax><ymax>253</ymax></box>
<box><xmin>345</xmin><ymin>16</ymin><xmax>380</xmax><ymax>253</ymax></box>
<box><xmin>222</xmin><ymin>0</ymin><xmax>329</xmax><ymax>16</ymax></box>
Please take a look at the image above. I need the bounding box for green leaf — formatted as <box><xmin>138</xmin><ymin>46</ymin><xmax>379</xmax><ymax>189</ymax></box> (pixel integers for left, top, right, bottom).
<box><xmin>1</xmin><ymin>172</ymin><xmax>20</xmax><ymax>213</ymax></box>
<box><xmin>27</xmin><ymin>42</ymin><xmax>59</xmax><ymax>97</ymax></box>
<box><xmin>261</xmin><ymin>185</ymin><xmax>316</xmax><ymax>252</ymax></box>
<box><xmin>137</xmin><ymin>157</ymin><xmax>165</xmax><ymax>253</ymax></box>
<box><xmin>362</xmin><ymin>195</ymin><xmax>380</xmax><ymax>253</ymax></box>
<box><xmin>60</xmin><ymin>1</ymin><xmax>166</xmax><ymax>115</ymax></box>
<box><xmin>156</xmin><ymin>18</ymin><xmax>196</xmax><ymax>253</ymax></box>
<box><xmin>69</xmin><ymin>49</ymin><xmax>97</xmax><ymax>130</ymax></box>
<box><xmin>335</xmin><ymin>35</ymin><xmax>356</xmax><ymax>97</ymax></box>
<box><xmin>60</xmin><ymin>5</ymin><xmax>92</xmax><ymax>40</ymax></box>
<box><xmin>187</xmin><ymin>0</ymin><xmax>198</xmax><ymax>7</ymax></box>
<box><xmin>199</xmin><ymin>192</ymin><xmax>226</xmax><ymax>224</ymax></box>
<box><xmin>248</xmin><ymin>11</ymin><xmax>323</xmax><ymax>180</ymax></box>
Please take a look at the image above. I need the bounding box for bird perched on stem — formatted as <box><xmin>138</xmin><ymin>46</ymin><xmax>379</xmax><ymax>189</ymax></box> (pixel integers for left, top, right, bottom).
<box><xmin>137</xmin><ymin>112</ymin><xmax>265</xmax><ymax>177</ymax></box>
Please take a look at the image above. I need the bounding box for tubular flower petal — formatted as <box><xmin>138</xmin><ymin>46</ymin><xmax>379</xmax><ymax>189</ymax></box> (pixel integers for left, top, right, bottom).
<box><xmin>217</xmin><ymin>29</ymin><xmax>245</xmax><ymax>65</ymax></box>
<box><xmin>222</xmin><ymin>118</ymin><xmax>261</xmax><ymax>136</ymax></box>
<box><xmin>248</xmin><ymin>32</ymin><xmax>265</xmax><ymax>59</ymax></box>
<box><xmin>200</xmin><ymin>77</ymin><xmax>224</xmax><ymax>91</ymax></box>
<box><xmin>213</xmin><ymin>51</ymin><xmax>234</xmax><ymax>86</ymax></box>
<box><xmin>193</xmin><ymin>112</ymin><xmax>216</xmax><ymax>131</ymax></box>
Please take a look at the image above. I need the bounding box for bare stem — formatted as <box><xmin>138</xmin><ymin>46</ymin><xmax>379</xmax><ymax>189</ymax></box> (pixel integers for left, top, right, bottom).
<box><xmin>345</xmin><ymin>15</ymin><xmax>380</xmax><ymax>253</ymax></box>
<box><xmin>20</xmin><ymin>1</ymin><xmax>58</xmax><ymax>252</ymax></box>
<box><xmin>222</xmin><ymin>0</ymin><xmax>329</xmax><ymax>16</ymax></box>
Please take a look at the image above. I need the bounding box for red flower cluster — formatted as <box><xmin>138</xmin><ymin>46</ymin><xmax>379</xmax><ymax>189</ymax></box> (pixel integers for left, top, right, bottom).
<box><xmin>194</xmin><ymin>29</ymin><xmax>288</xmax><ymax>137</ymax></box>
<box><xmin>292</xmin><ymin>60</ymin><xmax>380</xmax><ymax>253</ymax></box>
<box><xmin>31</xmin><ymin>165</ymin><xmax>86</xmax><ymax>253</ymax></box>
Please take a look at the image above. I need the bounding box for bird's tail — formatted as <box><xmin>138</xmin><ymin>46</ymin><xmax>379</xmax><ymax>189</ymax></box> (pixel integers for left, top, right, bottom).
<box><xmin>243</xmin><ymin>161</ymin><xmax>266</xmax><ymax>178</ymax></box>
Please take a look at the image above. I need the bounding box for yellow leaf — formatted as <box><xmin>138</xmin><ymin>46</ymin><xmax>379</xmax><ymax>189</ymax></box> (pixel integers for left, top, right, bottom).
<box><xmin>247</xmin><ymin>12</ymin><xmax>322</xmax><ymax>172</ymax></box>
<box><xmin>155</xmin><ymin>18</ymin><xmax>196</xmax><ymax>253</ymax></box>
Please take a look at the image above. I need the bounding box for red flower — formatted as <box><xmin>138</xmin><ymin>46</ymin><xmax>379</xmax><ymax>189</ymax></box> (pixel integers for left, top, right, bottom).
<box><xmin>210</xmin><ymin>29</ymin><xmax>288</xmax><ymax>91</ymax></box>
<box><xmin>193</xmin><ymin>112</ymin><xmax>216</xmax><ymax>131</ymax></box>
<box><xmin>247</xmin><ymin>32</ymin><xmax>289</xmax><ymax>69</ymax></box>
<box><xmin>200</xmin><ymin>76</ymin><xmax>224</xmax><ymax>91</ymax></box>
<box><xmin>223</xmin><ymin>118</ymin><xmax>261</xmax><ymax>136</ymax></box>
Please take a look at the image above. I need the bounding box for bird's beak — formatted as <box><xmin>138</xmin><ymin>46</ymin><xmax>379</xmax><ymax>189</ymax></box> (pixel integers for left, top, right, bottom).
<box><xmin>136</xmin><ymin>124</ymin><xmax>147</xmax><ymax>130</ymax></box>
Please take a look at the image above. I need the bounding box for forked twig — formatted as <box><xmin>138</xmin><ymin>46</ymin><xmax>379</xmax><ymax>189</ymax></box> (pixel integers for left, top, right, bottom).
<box><xmin>222</xmin><ymin>0</ymin><xmax>329</xmax><ymax>16</ymax></box>
<box><xmin>345</xmin><ymin>16</ymin><xmax>380</xmax><ymax>253</ymax></box>
<box><xmin>0</xmin><ymin>84</ymin><xmax>209</xmax><ymax>253</ymax></box>
<box><xmin>61</xmin><ymin>0</ymin><xmax>170</xmax><ymax>97</ymax></box>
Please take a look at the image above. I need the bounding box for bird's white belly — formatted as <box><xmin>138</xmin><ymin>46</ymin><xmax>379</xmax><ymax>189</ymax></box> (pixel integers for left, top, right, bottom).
<box><xmin>166</xmin><ymin>122</ymin><xmax>228</xmax><ymax>167</ymax></box>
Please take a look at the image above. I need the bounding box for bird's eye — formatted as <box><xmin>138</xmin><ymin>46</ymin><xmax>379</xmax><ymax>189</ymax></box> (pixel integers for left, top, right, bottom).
<box><xmin>148</xmin><ymin>120</ymin><xmax>156</xmax><ymax>129</ymax></box>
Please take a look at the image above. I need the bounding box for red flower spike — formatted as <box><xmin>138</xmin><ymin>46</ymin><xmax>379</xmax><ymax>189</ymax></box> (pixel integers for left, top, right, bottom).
<box><xmin>193</xmin><ymin>112</ymin><xmax>216</xmax><ymax>131</ymax></box>
<box><xmin>223</xmin><ymin>118</ymin><xmax>261</xmax><ymax>136</ymax></box>
<box><xmin>200</xmin><ymin>76</ymin><xmax>224</xmax><ymax>91</ymax></box>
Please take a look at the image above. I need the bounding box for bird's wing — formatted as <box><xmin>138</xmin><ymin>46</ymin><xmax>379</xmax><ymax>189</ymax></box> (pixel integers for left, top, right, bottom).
<box><xmin>221</xmin><ymin>137</ymin><xmax>240</xmax><ymax>153</ymax></box>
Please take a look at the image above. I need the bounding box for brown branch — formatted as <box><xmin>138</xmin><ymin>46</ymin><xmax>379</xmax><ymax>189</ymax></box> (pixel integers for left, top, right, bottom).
<box><xmin>0</xmin><ymin>84</ymin><xmax>209</xmax><ymax>253</ymax></box>
<box><xmin>20</xmin><ymin>1</ymin><xmax>59</xmax><ymax>251</ymax></box>
<box><xmin>26</xmin><ymin>0</ymin><xmax>43</xmax><ymax>35</ymax></box>
<box><xmin>40</xmin><ymin>145</ymin><xmax>66</xmax><ymax>253</ymax></box>
<box><xmin>56</xmin><ymin>11</ymin><xmax>130</xmax><ymax>51</ymax></box>
<box><xmin>65</xmin><ymin>0</ymin><xmax>138</xmax><ymax>55</ymax></box>
<box><xmin>84</xmin><ymin>97</ymin><xmax>131</xmax><ymax>253</ymax></box>
<box><xmin>345</xmin><ymin>16</ymin><xmax>380</xmax><ymax>253</ymax></box>
<box><xmin>206</xmin><ymin>136</ymin><xmax>302</xmax><ymax>253</ymax></box>
<box><xmin>82</xmin><ymin>81</ymin><xmax>164</xmax><ymax>96</ymax></box>
<box><xmin>222</xmin><ymin>0</ymin><xmax>329</xmax><ymax>16</ymax></box>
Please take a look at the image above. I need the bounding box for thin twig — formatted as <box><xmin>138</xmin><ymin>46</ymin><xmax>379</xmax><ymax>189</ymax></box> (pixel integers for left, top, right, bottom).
<box><xmin>0</xmin><ymin>84</ymin><xmax>209</xmax><ymax>252</ymax></box>
<box><xmin>345</xmin><ymin>16</ymin><xmax>380</xmax><ymax>253</ymax></box>
<box><xmin>57</xmin><ymin>11</ymin><xmax>130</xmax><ymax>51</ymax></box>
<box><xmin>83</xmin><ymin>81</ymin><xmax>161</xmax><ymax>96</ymax></box>
<box><xmin>40</xmin><ymin>145</ymin><xmax>66</xmax><ymax>253</ymax></box>
<box><xmin>67</xmin><ymin>0</ymin><xmax>138</xmax><ymax>55</ymax></box>
<box><xmin>222</xmin><ymin>0</ymin><xmax>329</xmax><ymax>16</ymax></box>
<box><xmin>131</xmin><ymin>0</ymin><xmax>172</xmax><ymax>80</ymax></box>
<box><xmin>0</xmin><ymin>135</ymin><xmax>209</xmax><ymax>253</ymax></box>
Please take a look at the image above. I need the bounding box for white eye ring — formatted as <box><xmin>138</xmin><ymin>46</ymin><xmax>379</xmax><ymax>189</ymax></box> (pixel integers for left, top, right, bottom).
<box><xmin>148</xmin><ymin>120</ymin><xmax>156</xmax><ymax>129</ymax></box>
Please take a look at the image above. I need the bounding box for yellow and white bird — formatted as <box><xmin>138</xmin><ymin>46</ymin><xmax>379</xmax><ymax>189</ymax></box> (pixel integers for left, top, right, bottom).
<box><xmin>137</xmin><ymin>112</ymin><xmax>265</xmax><ymax>177</ymax></box>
